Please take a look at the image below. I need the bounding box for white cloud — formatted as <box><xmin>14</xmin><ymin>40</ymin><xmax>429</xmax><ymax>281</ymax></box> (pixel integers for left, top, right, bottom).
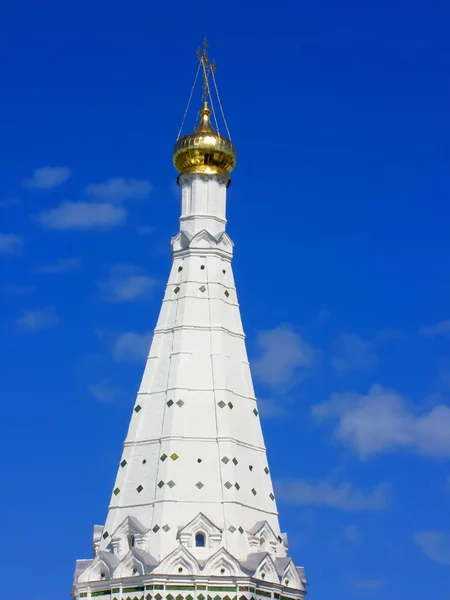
<box><xmin>0</xmin><ymin>233</ymin><xmax>23</xmax><ymax>255</ymax></box>
<box><xmin>275</xmin><ymin>479</ymin><xmax>390</xmax><ymax>511</ymax></box>
<box><xmin>37</xmin><ymin>201</ymin><xmax>126</xmax><ymax>230</ymax></box>
<box><xmin>420</xmin><ymin>320</ymin><xmax>450</xmax><ymax>337</ymax></box>
<box><xmin>33</xmin><ymin>257</ymin><xmax>81</xmax><ymax>274</ymax></box>
<box><xmin>85</xmin><ymin>177</ymin><xmax>152</xmax><ymax>203</ymax></box>
<box><xmin>332</xmin><ymin>333</ymin><xmax>377</xmax><ymax>371</ymax></box>
<box><xmin>23</xmin><ymin>166</ymin><xmax>71</xmax><ymax>189</ymax></box>
<box><xmin>313</xmin><ymin>385</ymin><xmax>450</xmax><ymax>458</ymax></box>
<box><xmin>344</xmin><ymin>524</ymin><xmax>363</xmax><ymax>544</ymax></box>
<box><xmin>89</xmin><ymin>381</ymin><xmax>124</xmax><ymax>404</ymax></box>
<box><xmin>99</xmin><ymin>264</ymin><xmax>157</xmax><ymax>302</ymax></box>
<box><xmin>252</xmin><ymin>325</ymin><xmax>316</xmax><ymax>388</ymax></box>
<box><xmin>113</xmin><ymin>331</ymin><xmax>152</xmax><ymax>363</ymax></box>
<box><xmin>17</xmin><ymin>307</ymin><xmax>59</xmax><ymax>332</ymax></box>
<box><xmin>414</xmin><ymin>531</ymin><xmax>450</xmax><ymax>565</ymax></box>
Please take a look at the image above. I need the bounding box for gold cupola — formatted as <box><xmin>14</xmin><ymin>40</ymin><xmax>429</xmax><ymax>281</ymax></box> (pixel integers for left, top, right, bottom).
<box><xmin>173</xmin><ymin>39</ymin><xmax>236</xmax><ymax>181</ymax></box>
<box><xmin>173</xmin><ymin>101</ymin><xmax>236</xmax><ymax>179</ymax></box>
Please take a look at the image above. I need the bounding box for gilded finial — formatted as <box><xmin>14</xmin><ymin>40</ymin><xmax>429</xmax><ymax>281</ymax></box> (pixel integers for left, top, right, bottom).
<box><xmin>173</xmin><ymin>40</ymin><xmax>236</xmax><ymax>180</ymax></box>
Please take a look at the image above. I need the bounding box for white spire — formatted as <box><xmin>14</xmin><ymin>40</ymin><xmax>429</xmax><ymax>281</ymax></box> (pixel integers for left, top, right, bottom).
<box><xmin>72</xmin><ymin>45</ymin><xmax>307</xmax><ymax>600</ymax></box>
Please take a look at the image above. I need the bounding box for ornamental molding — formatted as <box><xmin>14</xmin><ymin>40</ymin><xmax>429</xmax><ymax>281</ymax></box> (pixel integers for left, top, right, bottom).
<box><xmin>179</xmin><ymin>173</ymin><xmax>229</xmax><ymax>187</ymax></box>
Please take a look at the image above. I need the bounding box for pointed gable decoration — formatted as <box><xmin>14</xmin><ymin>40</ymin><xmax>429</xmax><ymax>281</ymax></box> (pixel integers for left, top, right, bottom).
<box><xmin>152</xmin><ymin>544</ymin><xmax>200</xmax><ymax>577</ymax></box>
<box><xmin>247</xmin><ymin>521</ymin><xmax>283</xmax><ymax>556</ymax></box>
<box><xmin>178</xmin><ymin>512</ymin><xmax>222</xmax><ymax>550</ymax></box>
<box><xmin>203</xmin><ymin>547</ymin><xmax>248</xmax><ymax>577</ymax></box>
<box><xmin>113</xmin><ymin>548</ymin><xmax>157</xmax><ymax>579</ymax></box>
<box><xmin>77</xmin><ymin>551</ymin><xmax>120</xmax><ymax>583</ymax></box>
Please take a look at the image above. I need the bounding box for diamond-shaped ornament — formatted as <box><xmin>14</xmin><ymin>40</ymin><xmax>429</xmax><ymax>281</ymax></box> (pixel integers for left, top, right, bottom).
<box><xmin>176</xmin><ymin>400</ymin><xmax>184</xmax><ymax>407</ymax></box>
<box><xmin>196</xmin><ymin>481</ymin><xmax>204</xmax><ymax>489</ymax></box>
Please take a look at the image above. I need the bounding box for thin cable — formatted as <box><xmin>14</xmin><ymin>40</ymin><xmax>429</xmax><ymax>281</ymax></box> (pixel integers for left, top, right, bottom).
<box><xmin>201</xmin><ymin>59</ymin><xmax>220</xmax><ymax>133</ymax></box>
<box><xmin>176</xmin><ymin>61</ymin><xmax>201</xmax><ymax>140</ymax></box>
<box><xmin>211</xmin><ymin>67</ymin><xmax>232</xmax><ymax>140</ymax></box>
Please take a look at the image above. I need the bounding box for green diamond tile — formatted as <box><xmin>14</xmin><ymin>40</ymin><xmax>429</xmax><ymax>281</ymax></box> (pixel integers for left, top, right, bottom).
<box><xmin>186</xmin><ymin>596</ymin><xmax>193</xmax><ymax>600</ymax></box>
<box><xmin>196</xmin><ymin>481</ymin><xmax>204</xmax><ymax>489</ymax></box>
<box><xmin>224</xmin><ymin>481</ymin><xmax>232</xmax><ymax>489</ymax></box>
<box><xmin>167</xmin><ymin>595</ymin><xmax>174</xmax><ymax>600</ymax></box>
<box><xmin>235</xmin><ymin>482</ymin><xmax>240</xmax><ymax>490</ymax></box>
<box><xmin>222</xmin><ymin>456</ymin><xmax>230</xmax><ymax>464</ymax></box>
<box><xmin>113</xmin><ymin>487</ymin><xmax>120</xmax><ymax>496</ymax></box>
<box><xmin>251</xmin><ymin>488</ymin><xmax>257</xmax><ymax>495</ymax></box>
<box><xmin>162</xmin><ymin>524</ymin><xmax>170</xmax><ymax>532</ymax></box>
<box><xmin>269</xmin><ymin>493</ymin><xmax>275</xmax><ymax>500</ymax></box>
<box><xmin>102</xmin><ymin>531</ymin><xmax>109</xmax><ymax>539</ymax></box>
<box><xmin>253</xmin><ymin>408</ymin><xmax>258</xmax><ymax>416</ymax></box>
<box><xmin>174</xmin><ymin>286</ymin><xmax>180</xmax><ymax>294</ymax></box>
<box><xmin>200</xmin><ymin>265</ymin><xmax>205</xmax><ymax>270</ymax></box>
<box><xmin>167</xmin><ymin>480</ymin><xmax>176</xmax><ymax>488</ymax></box>
<box><xmin>198</xmin><ymin>595</ymin><xmax>205</xmax><ymax>600</ymax></box>
<box><xmin>224</xmin><ymin>290</ymin><xmax>230</xmax><ymax>298</ymax></box>
<box><xmin>228</xmin><ymin>402</ymin><xmax>233</xmax><ymax>409</ymax></box>
<box><xmin>134</xmin><ymin>405</ymin><xmax>142</xmax><ymax>413</ymax></box>
<box><xmin>222</xmin><ymin>269</ymin><xmax>226</xmax><ymax>274</ymax></box>
<box><xmin>232</xmin><ymin>457</ymin><xmax>238</xmax><ymax>465</ymax></box>
<box><xmin>136</xmin><ymin>485</ymin><xmax>143</xmax><ymax>493</ymax></box>
<box><xmin>218</xmin><ymin>401</ymin><xmax>226</xmax><ymax>408</ymax></box>
<box><xmin>249</xmin><ymin>465</ymin><xmax>253</xmax><ymax>471</ymax></box>
<box><xmin>142</xmin><ymin>458</ymin><xmax>147</xmax><ymax>464</ymax></box>
<box><xmin>170</xmin><ymin>452</ymin><xmax>179</xmax><ymax>461</ymax></box>
<box><xmin>146</xmin><ymin>595</ymin><xmax>152</xmax><ymax>600</ymax></box>
<box><xmin>264</xmin><ymin>466</ymin><xmax>269</xmax><ymax>474</ymax></box>
<box><xmin>160</xmin><ymin>453</ymin><xmax>167</xmax><ymax>461</ymax></box>
<box><xmin>153</xmin><ymin>524</ymin><xmax>160</xmax><ymax>533</ymax></box>
<box><xmin>178</xmin><ymin>266</ymin><xmax>183</xmax><ymax>272</ymax></box>
<box><xmin>167</xmin><ymin>399</ymin><xmax>174</xmax><ymax>407</ymax></box>
<box><xmin>120</xmin><ymin>459</ymin><xmax>127</xmax><ymax>468</ymax></box>
<box><xmin>155</xmin><ymin>594</ymin><xmax>162</xmax><ymax>600</ymax></box>
<box><xmin>176</xmin><ymin>594</ymin><xmax>183</xmax><ymax>600</ymax></box>
<box><xmin>238</xmin><ymin>526</ymin><xmax>244</xmax><ymax>534</ymax></box>
<box><xmin>158</xmin><ymin>480</ymin><xmax>165</xmax><ymax>488</ymax></box>
<box><xmin>199</xmin><ymin>285</ymin><xmax>206</xmax><ymax>293</ymax></box>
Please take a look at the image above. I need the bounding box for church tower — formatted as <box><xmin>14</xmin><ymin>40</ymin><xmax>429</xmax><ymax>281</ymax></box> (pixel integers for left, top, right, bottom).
<box><xmin>72</xmin><ymin>41</ymin><xmax>307</xmax><ymax>600</ymax></box>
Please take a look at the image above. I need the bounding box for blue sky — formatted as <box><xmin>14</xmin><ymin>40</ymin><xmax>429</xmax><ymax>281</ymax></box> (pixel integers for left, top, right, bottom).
<box><xmin>1</xmin><ymin>0</ymin><xmax>449</xmax><ymax>598</ymax></box>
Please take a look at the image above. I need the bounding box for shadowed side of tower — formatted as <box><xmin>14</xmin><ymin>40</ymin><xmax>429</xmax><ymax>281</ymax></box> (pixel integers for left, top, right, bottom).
<box><xmin>72</xmin><ymin>40</ymin><xmax>307</xmax><ymax>600</ymax></box>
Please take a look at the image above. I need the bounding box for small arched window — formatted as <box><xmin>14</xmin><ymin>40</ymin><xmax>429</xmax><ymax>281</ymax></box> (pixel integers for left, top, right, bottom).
<box><xmin>195</xmin><ymin>532</ymin><xmax>206</xmax><ymax>547</ymax></box>
<box><xmin>128</xmin><ymin>534</ymin><xmax>135</xmax><ymax>549</ymax></box>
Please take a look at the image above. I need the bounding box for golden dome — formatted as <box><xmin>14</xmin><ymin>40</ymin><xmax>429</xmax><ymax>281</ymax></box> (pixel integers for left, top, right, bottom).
<box><xmin>173</xmin><ymin>101</ymin><xmax>237</xmax><ymax>179</ymax></box>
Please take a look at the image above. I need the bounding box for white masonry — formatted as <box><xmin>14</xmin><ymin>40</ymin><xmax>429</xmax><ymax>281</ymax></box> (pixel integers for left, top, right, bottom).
<box><xmin>72</xmin><ymin>173</ymin><xmax>307</xmax><ymax>600</ymax></box>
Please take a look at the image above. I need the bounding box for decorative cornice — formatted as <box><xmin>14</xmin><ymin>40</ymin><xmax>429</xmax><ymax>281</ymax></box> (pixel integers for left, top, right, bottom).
<box><xmin>179</xmin><ymin>172</ymin><xmax>229</xmax><ymax>187</ymax></box>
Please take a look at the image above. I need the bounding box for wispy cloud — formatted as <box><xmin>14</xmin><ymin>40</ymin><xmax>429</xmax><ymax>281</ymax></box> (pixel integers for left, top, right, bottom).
<box><xmin>23</xmin><ymin>166</ymin><xmax>71</xmax><ymax>189</ymax></box>
<box><xmin>349</xmin><ymin>577</ymin><xmax>384</xmax><ymax>592</ymax></box>
<box><xmin>37</xmin><ymin>201</ymin><xmax>126</xmax><ymax>230</ymax></box>
<box><xmin>332</xmin><ymin>333</ymin><xmax>377</xmax><ymax>371</ymax></box>
<box><xmin>0</xmin><ymin>197</ymin><xmax>20</xmax><ymax>208</ymax></box>
<box><xmin>420</xmin><ymin>320</ymin><xmax>450</xmax><ymax>337</ymax></box>
<box><xmin>0</xmin><ymin>233</ymin><xmax>23</xmax><ymax>255</ymax></box>
<box><xmin>252</xmin><ymin>325</ymin><xmax>317</xmax><ymax>388</ymax></box>
<box><xmin>344</xmin><ymin>524</ymin><xmax>363</xmax><ymax>544</ymax></box>
<box><xmin>85</xmin><ymin>177</ymin><xmax>152</xmax><ymax>203</ymax></box>
<box><xmin>1</xmin><ymin>283</ymin><xmax>36</xmax><ymax>296</ymax></box>
<box><xmin>17</xmin><ymin>307</ymin><xmax>59</xmax><ymax>332</ymax></box>
<box><xmin>88</xmin><ymin>381</ymin><xmax>125</xmax><ymax>404</ymax></box>
<box><xmin>414</xmin><ymin>531</ymin><xmax>450</xmax><ymax>565</ymax></box>
<box><xmin>98</xmin><ymin>264</ymin><xmax>157</xmax><ymax>302</ymax></box>
<box><xmin>113</xmin><ymin>330</ymin><xmax>152</xmax><ymax>363</ymax></box>
<box><xmin>275</xmin><ymin>479</ymin><xmax>390</xmax><ymax>511</ymax></box>
<box><xmin>256</xmin><ymin>398</ymin><xmax>287</xmax><ymax>419</ymax></box>
<box><xmin>313</xmin><ymin>385</ymin><xmax>450</xmax><ymax>458</ymax></box>
<box><xmin>33</xmin><ymin>257</ymin><xmax>81</xmax><ymax>275</ymax></box>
